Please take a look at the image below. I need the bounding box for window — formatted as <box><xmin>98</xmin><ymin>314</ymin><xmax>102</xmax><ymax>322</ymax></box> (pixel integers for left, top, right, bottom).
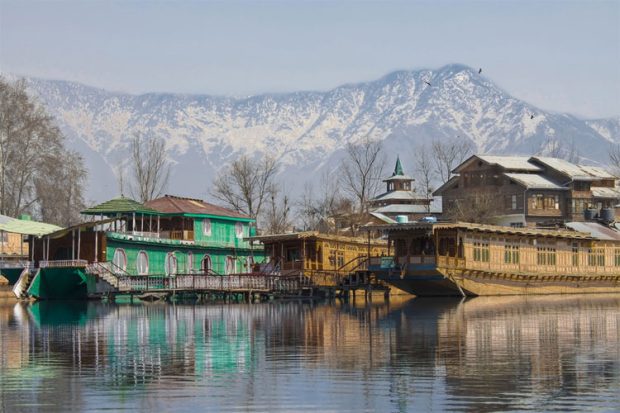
<box><xmin>225</xmin><ymin>256</ymin><xmax>236</xmax><ymax>274</ymax></box>
<box><xmin>246</xmin><ymin>256</ymin><xmax>254</xmax><ymax>272</ymax></box>
<box><xmin>537</xmin><ymin>245</ymin><xmax>556</xmax><ymax>266</ymax></box>
<box><xmin>511</xmin><ymin>195</ymin><xmax>517</xmax><ymax>210</ymax></box>
<box><xmin>202</xmin><ymin>219</ymin><xmax>212</xmax><ymax>236</ymax></box>
<box><xmin>112</xmin><ymin>248</ymin><xmax>127</xmax><ymax>271</ymax></box>
<box><xmin>165</xmin><ymin>252</ymin><xmax>178</xmax><ymax>276</ymax></box>
<box><xmin>473</xmin><ymin>241</ymin><xmax>490</xmax><ymax>262</ymax></box>
<box><xmin>615</xmin><ymin>249</ymin><xmax>620</xmax><ymax>267</ymax></box>
<box><xmin>187</xmin><ymin>251</ymin><xmax>194</xmax><ymax>274</ymax></box>
<box><xmin>235</xmin><ymin>222</ymin><xmax>244</xmax><ymax>238</ymax></box>
<box><xmin>504</xmin><ymin>244</ymin><xmax>520</xmax><ymax>264</ymax></box>
<box><xmin>0</xmin><ymin>231</ymin><xmax>7</xmax><ymax>244</ymax></box>
<box><xmin>136</xmin><ymin>251</ymin><xmax>149</xmax><ymax>275</ymax></box>
<box><xmin>588</xmin><ymin>248</ymin><xmax>605</xmax><ymax>267</ymax></box>
<box><xmin>201</xmin><ymin>255</ymin><xmax>211</xmax><ymax>273</ymax></box>
<box><xmin>572</xmin><ymin>243</ymin><xmax>580</xmax><ymax>267</ymax></box>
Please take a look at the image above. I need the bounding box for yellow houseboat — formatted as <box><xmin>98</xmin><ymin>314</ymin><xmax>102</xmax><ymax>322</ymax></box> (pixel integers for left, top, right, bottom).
<box><xmin>248</xmin><ymin>231</ymin><xmax>387</xmax><ymax>286</ymax></box>
<box><xmin>367</xmin><ymin>221</ymin><xmax>620</xmax><ymax>296</ymax></box>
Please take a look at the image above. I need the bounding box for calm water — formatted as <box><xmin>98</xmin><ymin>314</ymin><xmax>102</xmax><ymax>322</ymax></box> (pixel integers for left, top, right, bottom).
<box><xmin>0</xmin><ymin>295</ymin><xmax>619</xmax><ymax>412</ymax></box>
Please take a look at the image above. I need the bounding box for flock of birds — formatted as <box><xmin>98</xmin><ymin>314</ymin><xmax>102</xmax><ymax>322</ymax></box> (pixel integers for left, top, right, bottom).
<box><xmin>422</xmin><ymin>67</ymin><xmax>536</xmax><ymax>120</ymax></box>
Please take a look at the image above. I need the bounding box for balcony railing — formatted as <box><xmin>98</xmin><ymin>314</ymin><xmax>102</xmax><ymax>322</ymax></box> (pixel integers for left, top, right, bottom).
<box><xmin>39</xmin><ymin>260</ymin><xmax>88</xmax><ymax>268</ymax></box>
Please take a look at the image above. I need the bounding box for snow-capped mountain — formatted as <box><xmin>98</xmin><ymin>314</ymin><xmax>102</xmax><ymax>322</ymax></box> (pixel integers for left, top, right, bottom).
<box><xmin>18</xmin><ymin>64</ymin><xmax>620</xmax><ymax>203</ymax></box>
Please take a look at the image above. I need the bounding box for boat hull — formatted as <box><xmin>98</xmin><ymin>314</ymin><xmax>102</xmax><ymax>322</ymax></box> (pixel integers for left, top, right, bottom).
<box><xmin>375</xmin><ymin>267</ymin><xmax>620</xmax><ymax>297</ymax></box>
<box><xmin>27</xmin><ymin>267</ymin><xmax>95</xmax><ymax>300</ymax></box>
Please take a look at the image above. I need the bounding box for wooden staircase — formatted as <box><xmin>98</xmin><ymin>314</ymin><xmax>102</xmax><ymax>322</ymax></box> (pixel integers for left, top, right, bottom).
<box><xmin>12</xmin><ymin>267</ymin><xmax>37</xmax><ymax>299</ymax></box>
<box><xmin>85</xmin><ymin>262</ymin><xmax>129</xmax><ymax>292</ymax></box>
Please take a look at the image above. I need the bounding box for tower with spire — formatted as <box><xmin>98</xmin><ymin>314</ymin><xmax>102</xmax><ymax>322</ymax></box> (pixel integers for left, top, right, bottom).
<box><xmin>368</xmin><ymin>156</ymin><xmax>440</xmax><ymax>221</ymax></box>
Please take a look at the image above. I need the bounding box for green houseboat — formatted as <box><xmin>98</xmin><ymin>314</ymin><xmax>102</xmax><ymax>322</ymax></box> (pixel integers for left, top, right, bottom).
<box><xmin>14</xmin><ymin>195</ymin><xmax>264</xmax><ymax>300</ymax></box>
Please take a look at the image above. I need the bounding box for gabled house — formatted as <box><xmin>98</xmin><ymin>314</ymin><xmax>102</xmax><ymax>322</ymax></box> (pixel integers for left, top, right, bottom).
<box><xmin>434</xmin><ymin>154</ymin><xmax>620</xmax><ymax>227</ymax></box>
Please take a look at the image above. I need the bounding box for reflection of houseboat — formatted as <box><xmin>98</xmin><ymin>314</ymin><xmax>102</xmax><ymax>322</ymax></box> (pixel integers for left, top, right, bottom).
<box><xmin>248</xmin><ymin>232</ymin><xmax>387</xmax><ymax>286</ymax></box>
<box><xmin>14</xmin><ymin>195</ymin><xmax>264</xmax><ymax>300</ymax></box>
<box><xmin>367</xmin><ymin>221</ymin><xmax>620</xmax><ymax>296</ymax></box>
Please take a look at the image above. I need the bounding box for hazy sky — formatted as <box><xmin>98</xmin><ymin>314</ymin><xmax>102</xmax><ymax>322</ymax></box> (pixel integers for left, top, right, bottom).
<box><xmin>0</xmin><ymin>0</ymin><xmax>619</xmax><ymax>118</ymax></box>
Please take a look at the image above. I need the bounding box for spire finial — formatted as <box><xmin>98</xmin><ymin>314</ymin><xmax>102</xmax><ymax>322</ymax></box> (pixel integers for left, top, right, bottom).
<box><xmin>393</xmin><ymin>156</ymin><xmax>404</xmax><ymax>176</ymax></box>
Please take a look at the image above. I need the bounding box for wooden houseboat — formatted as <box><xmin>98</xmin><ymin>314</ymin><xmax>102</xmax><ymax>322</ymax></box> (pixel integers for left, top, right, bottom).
<box><xmin>366</xmin><ymin>221</ymin><xmax>620</xmax><ymax>296</ymax></box>
<box><xmin>13</xmin><ymin>195</ymin><xmax>264</xmax><ymax>300</ymax></box>
<box><xmin>248</xmin><ymin>232</ymin><xmax>387</xmax><ymax>286</ymax></box>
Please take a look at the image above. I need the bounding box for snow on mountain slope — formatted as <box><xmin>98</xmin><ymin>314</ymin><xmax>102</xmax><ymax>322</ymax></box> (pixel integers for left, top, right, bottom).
<box><xmin>17</xmin><ymin>64</ymin><xmax>619</xmax><ymax>203</ymax></box>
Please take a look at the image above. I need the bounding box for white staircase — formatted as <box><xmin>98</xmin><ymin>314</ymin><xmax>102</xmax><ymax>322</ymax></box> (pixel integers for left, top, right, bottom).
<box><xmin>12</xmin><ymin>268</ymin><xmax>37</xmax><ymax>299</ymax></box>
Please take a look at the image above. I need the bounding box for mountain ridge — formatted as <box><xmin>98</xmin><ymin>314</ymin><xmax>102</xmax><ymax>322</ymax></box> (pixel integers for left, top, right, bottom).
<box><xmin>7</xmin><ymin>64</ymin><xmax>619</xmax><ymax>204</ymax></box>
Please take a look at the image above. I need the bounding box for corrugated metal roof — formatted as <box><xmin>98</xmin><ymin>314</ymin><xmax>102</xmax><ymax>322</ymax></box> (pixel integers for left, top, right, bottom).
<box><xmin>365</xmin><ymin>221</ymin><xmax>593</xmax><ymax>239</ymax></box>
<box><xmin>383</xmin><ymin>174</ymin><xmax>414</xmax><ymax>182</ymax></box>
<box><xmin>373</xmin><ymin>204</ymin><xmax>442</xmax><ymax>214</ymax></box>
<box><xmin>0</xmin><ymin>219</ymin><xmax>62</xmax><ymax>237</ymax></box>
<box><xmin>247</xmin><ymin>231</ymin><xmax>384</xmax><ymax>245</ymax></box>
<box><xmin>82</xmin><ymin>196</ymin><xmax>158</xmax><ymax>216</ymax></box>
<box><xmin>0</xmin><ymin>214</ymin><xmax>16</xmax><ymax>225</ymax></box>
<box><xmin>565</xmin><ymin>222</ymin><xmax>620</xmax><ymax>241</ymax></box>
<box><xmin>456</xmin><ymin>155</ymin><xmax>542</xmax><ymax>172</ymax></box>
<box><xmin>145</xmin><ymin>195</ymin><xmax>252</xmax><ymax>220</ymax></box>
<box><xmin>369</xmin><ymin>212</ymin><xmax>397</xmax><ymax>224</ymax></box>
<box><xmin>372</xmin><ymin>191</ymin><xmax>420</xmax><ymax>202</ymax></box>
<box><xmin>531</xmin><ymin>157</ymin><xmax>616</xmax><ymax>180</ymax></box>
<box><xmin>504</xmin><ymin>173</ymin><xmax>566</xmax><ymax>190</ymax></box>
<box><xmin>591</xmin><ymin>187</ymin><xmax>620</xmax><ymax>199</ymax></box>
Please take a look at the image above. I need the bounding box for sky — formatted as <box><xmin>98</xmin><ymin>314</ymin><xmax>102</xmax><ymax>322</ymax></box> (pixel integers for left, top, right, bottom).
<box><xmin>0</xmin><ymin>0</ymin><xmax>619</xmax><ymax>119</ymax></box>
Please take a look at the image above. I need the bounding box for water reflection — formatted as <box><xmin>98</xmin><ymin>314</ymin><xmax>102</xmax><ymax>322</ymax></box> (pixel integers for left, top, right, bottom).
<box><xmin>0</xmin><ymin>295</ymin><xmax>618</xmax><ymax>412</ymax></box>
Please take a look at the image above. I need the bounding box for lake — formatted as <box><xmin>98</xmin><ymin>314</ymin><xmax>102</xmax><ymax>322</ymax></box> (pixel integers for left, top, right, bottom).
<box><xmin>0</xmin><ymin>295</ymin><xmax>619</xmax><ymax>412</ymax></box>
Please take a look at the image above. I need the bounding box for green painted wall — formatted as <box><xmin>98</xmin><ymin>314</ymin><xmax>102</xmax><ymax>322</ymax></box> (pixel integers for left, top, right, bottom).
<box><xmin>106</xmin><ymin>237</ymin><xmax>263</xmax><ymax>276</ymax></box>
<box><xmin>193</xmin><ymin>218</ymin><xmax>252</xmax><ymax>248</ymax></box>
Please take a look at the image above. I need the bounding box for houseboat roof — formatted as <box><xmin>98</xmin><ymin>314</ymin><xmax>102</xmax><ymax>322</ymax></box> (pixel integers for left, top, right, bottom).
<box><xmin>365</xmin><ymin>221</ymin><xmax>594</xmax><ymax>240</ymax></box>
<box><xmin>82</xmin><ymin>196</ymin><xmax>159</xmax><ymax>216</ymax></box>
<box><xmin>145</xmin><ymin>195</ymin><xmax>252</xmax><ymax>220</ymax></box>
<box><xmin>247</xmin><ymin>231</ymin><xmax>386</xmax><ymax>245</ymax></box>
<box><xmin>373</xmin><ymin>203</ymin><xmax>442</xmax><ymax>215</ymax></box>
<box><xmin>45</xmin><ymin>218</ymin><xmax>118</xmax><ymax>239</ymax></box>
<box><xmin>0</xmin><ymin>216</ymin><xmax>62</xmax><ymax>237</ymax></box>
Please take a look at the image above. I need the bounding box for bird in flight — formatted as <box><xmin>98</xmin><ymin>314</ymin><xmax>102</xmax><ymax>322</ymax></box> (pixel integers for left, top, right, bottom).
<box><xmin>478</xmin><ymin>68</ymin><xmax>482</xmax><ymax>74</ymax></box>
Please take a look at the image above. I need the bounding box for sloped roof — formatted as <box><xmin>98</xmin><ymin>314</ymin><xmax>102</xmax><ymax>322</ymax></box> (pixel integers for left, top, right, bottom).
<box><xmin>455</xmin><ymin>155</ymin><xmax>542</xmax><ymax>173</ymax></box>
<box><xmin>82</xmin><ymin>196</ymin><xmax>158</xmax><ymax>216</ymax></box>
<box><xmin>591</xmin><ymin>187</ymin><xmax>620</xmax><ymax>199</ymax></box>
<box><xmin>369</xmin><ymin>212</ymin><xmax>397</xmax><ymax>224</ymax></box>
<box><xmin>531</xmin><ymin>157</ymin><xmax>616</xmax><ymax>180</ymax></box>
<box><xmin>503</xmin><ymin>173</ymin><xmax>566</xmax><ymax>190</ymax></box>
<box><xmin>432</xmin><ymin>175</ymin><xmax>460</xmax><ymax>196</ymax></box>
<box><xmin>0</xmin><ymin>218</ymin><xmax>62</xmax><ymax>237</ymax></box>
<box><xmin>565</xmin><ymin>222</ymin><xmax>620</xmax><ymax>241</ymax></box>
<box><xmin>373</xmin><ymin>204</ymin><xmax>442</xmax><ymax>214</ymax></box>
<box><xmin>372</xmin><ymin>190</ymin><xmax>421</xmax><ymax>202</ymax></box>
<box><xmin>145</xmin><ymin>195</ymin><xmax>252</xmax><ymax>220</ymax></box>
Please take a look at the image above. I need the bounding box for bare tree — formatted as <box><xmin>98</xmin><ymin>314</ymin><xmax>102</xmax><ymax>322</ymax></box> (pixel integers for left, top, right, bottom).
<box><xmin>0</xmin><ymin>76</ymin><xmax>87</xmax><ymax>224</ymax></box>
<box><xmin>444</xmin><ymin>193</ymin><xmax>499</xmax><ymax>224</ymax></box>
<box><xmin>413</xmin><ymin>144</ymin><xmax>436</xmax><ymax>213</ymax></box>
<box><xmin>36</xmin><ymin>151</ymin><xmax>87</xmax><ymax>226</ymax></box>
<box><xmin>539</xmin><ymin>137</ymin><xmax>581</xmax><ymax>163</ymax></box>
<box><xmin>297</xmin><ymin>171</ymin><xmax>353</xmax><ymax>232</ymax></box>
<box><xmin>129</xmin><ymin>132</ymin><xmax>171</xmax><ymax>203</ymax></box>
<box><xmin>340</xmin><ymin>137</ymin><xmax>385</xmax><ymax>213</ymax></box>
<box><xmin>431</xmin><ymin>138</ymin><xmax>475</xmax><ymax>184</ymax></box>
<box><xmin>262</xmin><ymin>185</ymin><xmax>292</xmax><ymax>235</ymax></box>
<box><xmin>212</xmin><ymin>155</ymin><xmax>278</xmax><ymax>225</ymax></box>
<box><xmin>609</xmin><ymin>144</ymin><xmax>620</xmax><ymax>175</ymax></box>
